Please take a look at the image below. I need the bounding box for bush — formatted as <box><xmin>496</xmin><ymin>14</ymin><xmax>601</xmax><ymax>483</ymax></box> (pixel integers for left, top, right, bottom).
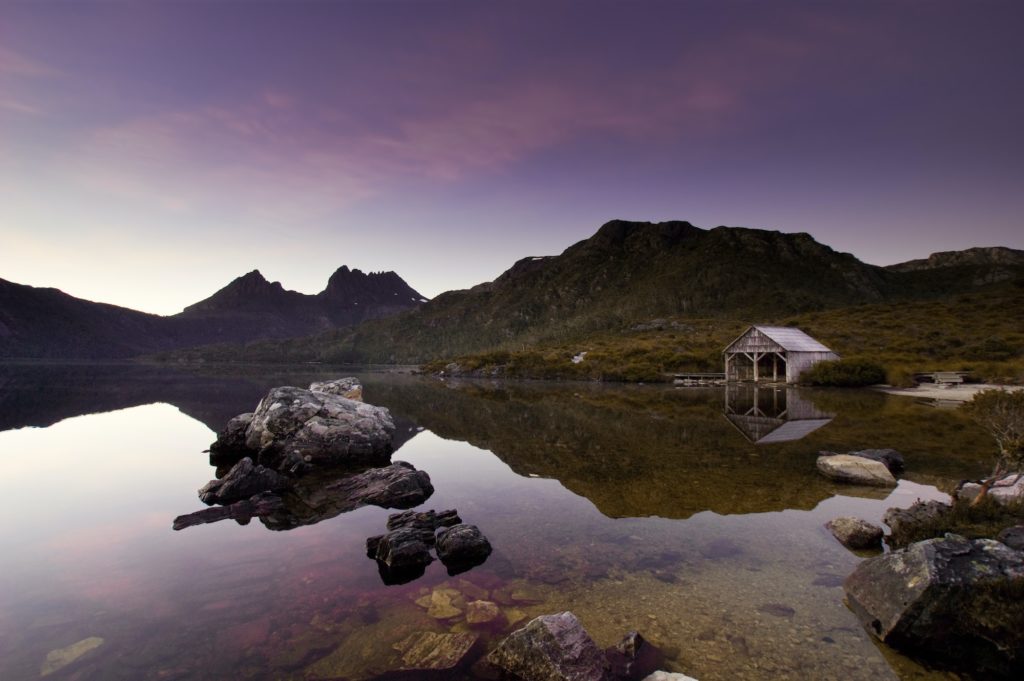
<box><xmin>800</xmin><ymin>359</ymin><xmax>886</xmax><ymax>387</ymax></box>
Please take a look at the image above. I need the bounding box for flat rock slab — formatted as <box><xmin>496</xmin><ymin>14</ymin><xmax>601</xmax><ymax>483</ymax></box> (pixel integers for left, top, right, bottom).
<box><xmin>816</xmin><ymin>454</ymin><xmax>896</xmax><ymax>487</ymax></box>
<box><xmin>41</xmin><ymin>637</ymin><xmax>104</xmax><ymax>676</ymax></box>
<box><xmin>844</xmin><ymin>534</ymin><xmax>1024</xmax><ymax>678</ymax></box>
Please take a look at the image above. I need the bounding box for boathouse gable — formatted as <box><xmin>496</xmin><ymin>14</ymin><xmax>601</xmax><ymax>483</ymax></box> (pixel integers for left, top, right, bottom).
<box><xmin>723</xmin><ymin>326</ymin><xmax>838</xmax><ymax>383</ymax></box>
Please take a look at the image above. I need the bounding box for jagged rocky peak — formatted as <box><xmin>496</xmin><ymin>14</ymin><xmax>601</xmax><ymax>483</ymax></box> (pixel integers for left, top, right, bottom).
<box><xmin>320</xmin><ymin>265</ymin><xmax>426</xmax><ymax>303</ymax></box>
<box><xmin>887</xmin><ymin>246</ymin><xmax>1024</xmax><ymax>272</ymax></box>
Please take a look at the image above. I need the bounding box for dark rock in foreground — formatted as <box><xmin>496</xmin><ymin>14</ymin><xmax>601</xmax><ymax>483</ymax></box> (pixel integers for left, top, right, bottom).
<box><xmin>436</xmin><ymin>524</ymin><xmax>493</xmax><ymax>576</ymax></box>
<box><xmin>844</xmin><ymin>534</ymin><xmax>1024</xmax><ymax>679</ymax></box>
<box><xmin>198</xmin><ymin>457</ymin><xmax>290</xmax><ymax>505</ymax></box>
<box><xmin>486</xmin><ymin>611</ymin><xmax>613</xmax><ymax>681</ymax></box>
<box><xmin>174</xmin><ymin>461</ymin><xmax>432</xmax><ymax>531</ymax></box>
<box><xmin>173</xmin><ymin>492</ymin><xmax>285</xmax><ymax>530</ymax></box>
<box><xmin>366</xmin><ymin>509</ymin><xmax>477</xmax><ymax>585</ymax></box>
<box><xmin>825</xmin><ymin>516</ymin><xmax>884</xmax><ymax>550</ymax></box>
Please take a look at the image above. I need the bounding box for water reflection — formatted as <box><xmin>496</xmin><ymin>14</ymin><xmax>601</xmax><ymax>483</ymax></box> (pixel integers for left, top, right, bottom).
<box><xmin>0</xmin><ymin>364</ymin><xmax>998</xmax><ymax>681</ymax></box>
<box><xmin>723</xmin><ymin>385</ymin><xmax>835</xmax><ymax>444</ymax></box>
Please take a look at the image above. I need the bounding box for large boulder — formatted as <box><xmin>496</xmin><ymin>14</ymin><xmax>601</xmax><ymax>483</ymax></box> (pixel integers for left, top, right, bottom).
<box><xmin>825</xmin><ymin>516</ymin><xmax>884</xmax><ymax>550</ymax></box>
<box><xmin>198</xmin><ymin>457</ymin><xmax>290</xmax><ymax>505</ymax></box>
<box><xmin>816</xmin><ymin>454</ymin><xmax>896</xmax><ymax>487</ymax></box>
<box><xmin>486</xmin><ymin>611</ymin><xmax>613</xmax><ymax>681</ymax></box>
<box><xmin>844</xmin><ymin>534</ymin><xmax>1024</xmax><ymax>678</ymax></box>
<box><xmin>226</xmin><ymin>384</ymin><xmax>394</xmax><ymax>471</ymax></box>
<box><xmin>882</xmin><ymin>500</ymin><xmax>951</xmax><ymax>544</ymax></box>
<box><xmin>209</xmin><ymin>412</ymin><xmax>254</xmax><ymax>464</ymax></box>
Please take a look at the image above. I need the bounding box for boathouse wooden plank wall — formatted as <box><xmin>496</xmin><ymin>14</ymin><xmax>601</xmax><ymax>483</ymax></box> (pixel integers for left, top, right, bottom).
<box><xmin>722</xmin><ymin>326</ymin><xmax>839</xmax><ymax>384</ymax></box>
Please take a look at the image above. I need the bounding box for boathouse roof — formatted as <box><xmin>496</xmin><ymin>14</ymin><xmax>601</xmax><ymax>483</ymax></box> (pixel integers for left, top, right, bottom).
<box><xmin>725</xmin><ymin>325</ymin><xmax>835</xmax><ymax>353</ymax></box>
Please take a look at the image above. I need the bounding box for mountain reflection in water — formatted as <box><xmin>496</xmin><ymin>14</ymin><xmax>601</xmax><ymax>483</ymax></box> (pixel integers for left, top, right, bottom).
<box><xmin>0</xmin><ymin>364</ymin><xmax>994</xmax><ymax>681</ymax></box>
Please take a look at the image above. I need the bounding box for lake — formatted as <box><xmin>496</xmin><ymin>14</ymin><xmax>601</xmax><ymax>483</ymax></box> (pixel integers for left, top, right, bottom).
<box><xmin>0</xmin><ymin>364</ymin><xmax>993</xmax><ymax>680</ymax></box>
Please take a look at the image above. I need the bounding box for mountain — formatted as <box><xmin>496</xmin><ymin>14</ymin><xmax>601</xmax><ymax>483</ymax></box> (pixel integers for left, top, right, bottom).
<box><xmin>0</xmin><ymin>267</ymin><xmax>425</xmax><ymax>359</ymax></box>
<box><xmin>304</xmin><ymin>220</ymin><xmax>1022</xmax><ymax>363</ymax></box>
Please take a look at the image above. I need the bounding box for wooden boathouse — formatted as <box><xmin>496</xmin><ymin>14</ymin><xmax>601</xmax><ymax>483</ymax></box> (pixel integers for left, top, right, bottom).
<box><xmin>723</xmin><ymin>326</ymin><xmax>838</xmax><ymax>384</ymax></box>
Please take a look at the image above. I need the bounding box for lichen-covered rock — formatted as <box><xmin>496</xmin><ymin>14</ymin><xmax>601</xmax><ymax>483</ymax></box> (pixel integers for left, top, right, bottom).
<box><xmin>816</xmin><ymin>454</ymin><xmax>896</xmax><ymax>487</ymax></box>
<box><xmin>844</xmin><ymin>534</ymin><xmax>1024</xmax><ymax>678</ymax></box>
<box><xmin>486</xmin><ymin>611</ymin><xmax>613</xmax><ymax>681</ymax></box>
<box><xmin>309</xmin><ymin>377</ymin><xmax>363</xmax><ymax>401</ymax></box>
<box><xmin>465</xmin><ymin>600</ymin><xmax>503</xmax><ymax>626</ymax></box>
<box><xmin>956</xmin><ymin>474</ymin><xmax>1024</xmax><ymax>505</ymax></box>
<box><xmin>436</xmin><ymin>524</ymin><xmax>493</xmax><ymax>575</ymax></box>
<box><xmin>216</xmin><ymin>385</ymin><xmax>394</xmax><ymax>471</ymax></box>
<box><xmin>198</xmin><ymin>457</ymin><xmax>290</xmax><ymax>505</ymax></box>
<box><xmin>819</xmin><ymin>448</ymin><xmax>904</xmax><ymax>474</ymax></box>
<box><xmin>825</xmin><ymin>516</ymin><xmax>884</xmax><ymax>550</ymax></box>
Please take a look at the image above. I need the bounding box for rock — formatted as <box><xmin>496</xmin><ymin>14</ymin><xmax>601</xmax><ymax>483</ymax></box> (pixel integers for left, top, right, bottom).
<box><xmin>198</xmin><ymin>457</ymin><xmax>290</xmax><ymax>505</ymax></box>
<box><xmin>390</xmin><ymin>631</ymin><xmax>479</xmax><ymax>676</ymax></box>
<box><xmin>882</xmin><ymin>500</ymin><xmax>951</xmax><ymax>538</ymax></box>
<box><xmin>425</xmin><ymin>588</ymin><xmax>464</xmax><ymax>620</ymax></box>
<box><xmin>641</xmin><ymin>673</ymin><xmax>699</xmax><ymax>681</ymax></box>
<box><xmin>387</xmin><ymin>509</ymin><xmax>461</xmax><ymax>532</ymax></box>
<box><xmin>41</xmin><ymin>637</ymin><xmax>105</xmax><ymax>676</ymax></box>
<box><xmin>956</xmin><ymin>474</ymin><xmax>1024</xmax><ymax>505</ymax></box>
<box><xmin>209</xmin><ymin>412</ymin><xmax>254</xmax><ymax>463</ymax></box>
<box><xmin>825</xmin><ymin>516</ymin><xmax>884</xmax><ymax>550</ymax></box>
<box><xmin>606</xmin><ymin>631</ymin><xmax>664</xmax><ymax>681</ymax></box>
<box><xmin>465</xmin><ymin>600</ymin><xmax>503</xmax><ymax>626</ymax></box>
<box><xmin>173</xmin><ymin>492</ymin><xmax>285</xmax><ymax>530</ymax></box>
<box><xmin>836</xmin><ymin>448</ymin><xmax>905</xmax><ymax>473</ymax></box>
<box><xmin>844</xmin><ymin>534</ymin><xmax>1024</xmax><ymax>678</ymax></box>
<box><xmin>816</xmin><ymin>454</ymin><xmax>897</xmax><ymax>486</ymax></box>
<box><xmin>306</xmin><ymin>461</ymin><xmax>434</xmax><ymax>511</ymax></box>
<box><xmin>238</xmin><ymin>385</ymin><xmax>394</xmax><ymax>471</ymax></box>
<box><xmin>486</xmin><ymin>611</ymin><xmax>613</xmax><ymax>681</ymax></box>
<box><xmin>436</xmin><ymin>524</ymin><xmax>493</xmax><ymax>575</ymax></box>
<box><xmin>309</xmin><ymin>377</ymin><xmax>363</xmax><ymax>401</ymax></box>
<box><xmin>997</xmin><ymin>525</ymin><xmax>1024</xmax><ymax>551</ymax></box>
<box><xmin>367</xmin><ymin>527</ymin><xmax>434</xmax><ymax>571</ymax></box>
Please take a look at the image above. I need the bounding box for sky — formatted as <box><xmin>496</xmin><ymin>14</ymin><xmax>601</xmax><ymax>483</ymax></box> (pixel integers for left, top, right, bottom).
<box><xmin>2</xmin><ymin>0</ymin><xmax>1023</xmax><ymax>315</ymax></box>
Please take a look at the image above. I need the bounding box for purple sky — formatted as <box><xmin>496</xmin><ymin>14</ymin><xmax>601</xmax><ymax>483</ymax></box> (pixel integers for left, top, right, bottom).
<box><xmin>2</xmin><ymin>1</ymin><xmax>1023</xmax><ymax>315</ymax></box>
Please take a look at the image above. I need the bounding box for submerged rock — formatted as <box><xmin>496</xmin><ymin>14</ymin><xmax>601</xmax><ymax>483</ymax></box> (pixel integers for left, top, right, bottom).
<box><xmin>819</xmin><ymin>448</ymin><xmax>904</xmax><ymax>474</ymax></box>
<box><xmin>390</xmin><ymin>631</ymin><xmax>479</xmax><ymax>677</ymax></box>
<box><xmin>486</xmin><ymin>611</ymin><xmax>613</xmax><ymax>681</ymax></box>
<box><xmin>641</xmin><ymin>673</ymin><xmax>699</xmax><ymax>681</ymax></box>
<box><xmin>41</xmin><ymin>637</ymin><xmax>105</xmax><ymax>676</ymax></box>
<box><xmin>825</xmin><ymin>516</ymin><xmax>884</xmax><ymax>550</ymax></box>
<box><xmin>844</xmin><ymin>534</ymin><xmax>1024</xmax><ymax>678</ymax></box>
<box><xmin>198</xmin><ymin>457</ymin><xmax>290</xmax><ymax>505</ymax></box>
<box><xmin>816</xmin><ymin>454</ymin><xmax>897</xmax><ymax>487</ymax></box>
<box><xmin>465</xmin><ymin>600</ymin><xmax>504</xmax><ymax>627</ymax></box>
<box><xmin>956</xmin><ymin>474</ymin><xmax>1024</xmax><ymax>505</ymax></box>
<box><xmin>436</xmin><ymin>524</ymin><xmax>493</xmax><ymax>575</ymax></box>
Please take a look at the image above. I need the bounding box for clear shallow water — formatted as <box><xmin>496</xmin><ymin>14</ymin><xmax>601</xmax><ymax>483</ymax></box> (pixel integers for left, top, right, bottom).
<box><xmin>0</xmin><ymin>365</ymin><xmax>994</xmax><ymax>680</ymax></box>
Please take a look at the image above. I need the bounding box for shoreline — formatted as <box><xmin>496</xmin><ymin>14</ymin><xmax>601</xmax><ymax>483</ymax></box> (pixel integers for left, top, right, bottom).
<box><xmin>875</xmin><ymin>383</ymin><xmax>1023</xmax><ymax>403</ymax></box>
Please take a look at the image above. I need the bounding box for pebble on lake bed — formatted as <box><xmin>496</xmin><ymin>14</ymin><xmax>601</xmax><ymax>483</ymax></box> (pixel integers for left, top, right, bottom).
<box><xmin>41</xmin><ymin>637</ymin><xmax>104</xmax><ymax>676</ymax></box>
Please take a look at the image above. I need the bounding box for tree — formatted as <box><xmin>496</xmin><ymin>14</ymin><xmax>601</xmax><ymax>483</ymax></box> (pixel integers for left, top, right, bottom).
<box><xmin>961</xmin><ymin>389</ymin><xmax>1024</xmax><ymax>505</ymax></box>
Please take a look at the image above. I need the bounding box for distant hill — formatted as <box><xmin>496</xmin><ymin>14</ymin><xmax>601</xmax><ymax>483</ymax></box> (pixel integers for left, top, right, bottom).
<box><xmin>886</xmin><ymin>246</ymin><xmax>1024</xmax><ymax>272</ymax></box>
<box><xmin>0</xmin><ymin>267</ymin><xmax>425</xmax><ymax>359</ymax></box>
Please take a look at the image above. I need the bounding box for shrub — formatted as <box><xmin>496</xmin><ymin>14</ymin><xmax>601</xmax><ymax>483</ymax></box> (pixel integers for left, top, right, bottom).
<box><xmin>800</xmin><ymin>359</ymin><xmax>886</xmax><ymax>387</ymax></box>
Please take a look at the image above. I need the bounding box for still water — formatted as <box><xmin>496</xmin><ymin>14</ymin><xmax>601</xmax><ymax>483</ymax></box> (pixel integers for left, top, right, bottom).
<box><xmin>0</xmin><ymin>364</ymin><xmax>992</xmax><ymax>680</ymax></box>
